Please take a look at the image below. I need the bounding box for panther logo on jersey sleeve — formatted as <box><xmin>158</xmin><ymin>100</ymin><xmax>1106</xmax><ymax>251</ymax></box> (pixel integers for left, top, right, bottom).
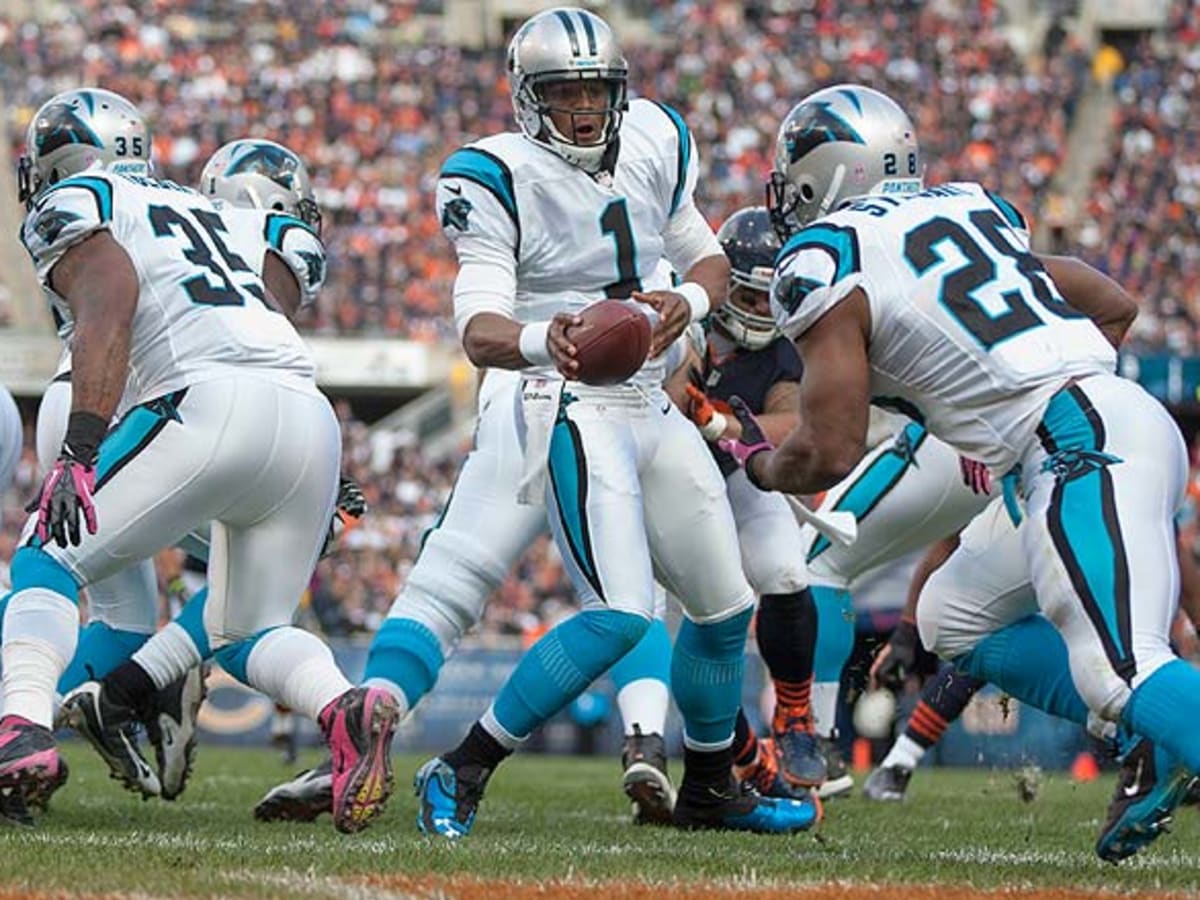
<box><xmin>771</xmin><ymin>222</ymin><xmax>864</xmax><ymax>338</ymax></box>
<box><xmin>20</xmin><ymin>174</ymin><xmax>116</xmax><ymax>287</ymax></box>
<box><xmin>262</xmin><ymin>212</ymin><xmax>326</xmax><ymax>307</ymax></box>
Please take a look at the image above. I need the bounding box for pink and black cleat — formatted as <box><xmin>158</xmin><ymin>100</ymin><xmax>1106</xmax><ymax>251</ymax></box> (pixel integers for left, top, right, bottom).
<box><xmin>319</xmin><ymin>687</ymin><xmax>399</xmax><ymax>834</ymax></box>
<box><xmin>0</xmin><ymin>715</ymin><xmax>68</xmax><ymax>822</ymax></box>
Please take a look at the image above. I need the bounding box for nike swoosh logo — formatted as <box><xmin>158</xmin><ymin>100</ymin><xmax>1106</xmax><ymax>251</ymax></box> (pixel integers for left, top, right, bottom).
<box><xmin>661</xmin><ymin>402</ymin><xmax>671</xmax><ymax>415</ymax></box>
<box><xmin>120</xmin><ymin>732</ymin><xmax>154</xmax><ymax>782</ymax></box>
<box><xmin>1123</xmin><ymin>758</ymin><xmax>1145</xmax><ymax>797</ymax></box>
<box><xmin>446</xmin><ymin>184</ymin><xmax>462</xmax><ymax>195</ymax></box>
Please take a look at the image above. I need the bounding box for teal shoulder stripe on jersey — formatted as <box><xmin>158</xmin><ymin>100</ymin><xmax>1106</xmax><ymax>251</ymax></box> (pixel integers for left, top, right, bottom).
<box><xmin>985</xmin><ymin>190</ymin><xmax>1026</xmax><ymax>231</ymax></box>
<box><xmin>651</xmin><ymin>102</ymin><xmax>691</xmax><ymax>215</ymax></box>
<box><xmin>263</xmin><ymin>212</ymin><xmax>317</xmax><ymax>249</ymax></box>
<box><xmin>778</xmin><ymin>223</ymin><xmax>861</xmax><ymax>279</ymax></box>
<box><xmin>774</xmin><ymin>222</ymin><xmax>861</xmax><ymax>314</ymax></box>
<box><xmin>441</xmin><ymin>148</ymin><xmax>519</xmax><ymax>228</ymax></box>
<box><xmin>806</xmin><ymin>421</ymin><xmax>926</xmax><ymax>562</ymax></box>
<box><xmin>42</xmin><ymin>174</ymin><xmax>113</xmax><ymax>223</ymax></box>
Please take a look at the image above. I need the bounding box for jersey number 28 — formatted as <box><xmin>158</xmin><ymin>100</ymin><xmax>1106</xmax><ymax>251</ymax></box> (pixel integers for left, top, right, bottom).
<box><xmin>904</xmin><ymin>208</ymin><xmax>1083</xmax><ymax>348</ymax></box>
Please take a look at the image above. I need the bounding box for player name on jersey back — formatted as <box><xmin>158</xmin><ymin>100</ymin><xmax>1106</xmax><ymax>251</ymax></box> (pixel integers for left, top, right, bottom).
<box><xmin>771</xmin><ymin>182</ymin><xmax>1117</xmax><ymax>472</ymax></box>
<box><xmin>21</xmin><ymin>171</ymin><xmax>318</xmax><ymax>406</ymax></box>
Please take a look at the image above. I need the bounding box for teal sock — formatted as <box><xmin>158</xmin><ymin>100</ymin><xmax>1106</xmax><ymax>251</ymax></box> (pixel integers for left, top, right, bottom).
<box><xmin>609</xmin><ymin>617</ymin><xmax>671</xmax><ymax>692</ymax></box>
<box><xmin>491</xmin><ymin>609</ymin><xmax>649</xmax><ymax>739</ymax></box>
<box><xmin>812</xmin><ymin>585</ymin><xmax>854</xmax><ymax>682</ymax></box>
<box><xmin>363</xmin><ymin>617</ymin><xmax>445</xmax><ymax>708</ymax></box>
<box><xmin>954</xmin><ymin>615</ymin><xmax>1088</xmax><ymax>726</ymax></box>
<box><xmin>58</xmin><ymin>622</ymin><xmax>149</xmax><ymax>694</ymax></box>
<box><xmin>171</xmin><ymin>588</ymin><xmax>211</xmax><ymax>659</ymax></box>
<box><xmin>671</xmin><ymin>608</ymin><xmax>753</xmax><ymax>747</ymax></box>
<box><xmin>1123</xmin><ymin>659</ymin><xmax>1200</xmax><ymax>773</ymax></box>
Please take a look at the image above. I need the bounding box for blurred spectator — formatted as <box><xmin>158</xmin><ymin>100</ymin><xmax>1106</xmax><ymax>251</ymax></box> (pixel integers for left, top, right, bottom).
<box><xmin>1076</xmin><ymin>0</ymin><xmax>1200</xmax><ymax>353</ymax></box>
<box><xmin>4</xmin><ymin>0</ymin><xmax>1086</xmax><ymax>340</ymax></box>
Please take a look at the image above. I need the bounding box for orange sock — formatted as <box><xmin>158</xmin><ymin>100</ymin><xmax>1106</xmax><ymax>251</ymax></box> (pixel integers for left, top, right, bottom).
<box><xmin>772</xmin><ymin>676</ymin><xmax>814</xmax><ymax>732</ymax></box>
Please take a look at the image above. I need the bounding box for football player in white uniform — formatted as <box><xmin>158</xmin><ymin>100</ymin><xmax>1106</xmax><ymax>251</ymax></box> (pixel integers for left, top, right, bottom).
<box><xmin>667</xmin><ymin>207</ymin><xmax>823</xmax><ymax>797</ymax></box>
<box><xmin>61</xmin><ymin>136</ymin><xmax>363</xmax><ymax>804</ymax></box>
<box><xmin>415</xmin><ymin>8</ymin><xmax>818</xmax><ymax>838</ymax></box>
<box><xmin>2</xmin><ymin>89</ymin><xmax>397</xmax><ymax>833</ymax></box>
<box><xmin>720</xmin><ymin>83</ymin><xmax>1198</xmax><ymax>861</ymax></box>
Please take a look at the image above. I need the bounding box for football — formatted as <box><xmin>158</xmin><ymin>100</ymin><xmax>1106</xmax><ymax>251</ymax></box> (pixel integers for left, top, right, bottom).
<box><xmin>568</xmin><ymin>300</ymin><xmax>652</xmax><ymax>386</ymax></box>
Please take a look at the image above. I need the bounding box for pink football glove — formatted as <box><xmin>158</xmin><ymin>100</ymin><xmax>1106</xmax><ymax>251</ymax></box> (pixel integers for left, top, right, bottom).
<box><xmin>959</xmin><ymin>456</ymin><xmax>992</xmax><ymax>495</ymax></box>
<box><xmin>717</xmin><ymin>396</ymin><xmax>774</xmax><ymax>488</ymax></box>
<box><xmin>31</xmin><ymin>455</ymin><xmax>97</xmax><ymax>547</ymax></box>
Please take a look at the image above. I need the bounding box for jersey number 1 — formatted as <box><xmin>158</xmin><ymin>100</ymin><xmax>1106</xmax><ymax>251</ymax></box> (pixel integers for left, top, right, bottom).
<box><xmin>600</xmin><ymin>199</ymin><xmax>643</xmax><ymax>298</ymax></box>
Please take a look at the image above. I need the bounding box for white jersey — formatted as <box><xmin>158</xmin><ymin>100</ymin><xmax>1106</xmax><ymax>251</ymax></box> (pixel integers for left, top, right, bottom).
<box><xmin>218</xmin><ymin>204</ymin><xmax>327</xmax><ymax>309</ymax></box>
<box><xmin>771</xmin><ymin>182</ymin><xmax>1116</xmax><ymax>473</ymax></box>
<box><xmin>21</xmin><ymin>171</ymin><xmax>317</xmax><ymax>407</ymax></box>
<box><xmin>436</xmin><ymin>98</ymin><xmax>716</xmax><ymax>389</ymax></box>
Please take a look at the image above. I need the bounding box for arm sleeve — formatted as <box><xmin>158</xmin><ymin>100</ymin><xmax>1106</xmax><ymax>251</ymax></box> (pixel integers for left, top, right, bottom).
<box><xmin>263</xmin><ymin>214</ymin><xmax>326</xmax><ymax>308</ymax></box>
<box><xmin>20</xmin><ymin>175</ymin><xmax>116</xmax><ymax>288</ymax></box>
<box><xmin>770</xmin><ymin>223</ymin><xmax>865</xmax><ymax>339</ymax></box>
<box><xmin>662</xmin><ymin>201</ymin><xmax>722</xmax><ymax>277</ymax></box>
<box><xmin>436</xmin><ymin>174</ymin><xmax>520</xmax><ymax>338</ymax></box>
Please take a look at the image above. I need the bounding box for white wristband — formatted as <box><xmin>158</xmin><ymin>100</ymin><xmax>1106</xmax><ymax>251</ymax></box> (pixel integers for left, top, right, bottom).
<box><xmin>676</xmin><ymin>281</ymin><xmax>711</xmax><ymax>324</ymax></box>
<box><xmin>518</xmin><ymin>321</ymin><xmax>554</xmax><ymax>367</ymax></box>
<box><xmin>699</xmin><ymin>411</ymin><xmax>728</xmax><ymax>441</ymax></box>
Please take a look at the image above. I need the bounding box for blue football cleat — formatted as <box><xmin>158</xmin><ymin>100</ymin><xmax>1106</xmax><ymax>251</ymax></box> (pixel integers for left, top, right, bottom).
<box><xmin>1096</xmin><ymin>738</ymin><xmax>1195</xmax><ymax>863</ymax></box>
<box><xmin>673</xmin><ymin>777</ymin><xmax>821</xmax><ymax>834</ymax></box>
<box><xmin>414</xmin><ymin>757</ymin><xmax>492</xmax><ymax>839</ymax></box>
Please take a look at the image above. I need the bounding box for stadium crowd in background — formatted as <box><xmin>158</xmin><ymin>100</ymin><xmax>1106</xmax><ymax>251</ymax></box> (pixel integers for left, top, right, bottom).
<box><xmin>4</xmin><ymin>0</ymin><xmax>1090</xmax><ymax>338</ymax></box>
<box><xmin>1077</xmin><ymin>2</ymin><xmax>1200</xmax><ymax>353</ymax></box>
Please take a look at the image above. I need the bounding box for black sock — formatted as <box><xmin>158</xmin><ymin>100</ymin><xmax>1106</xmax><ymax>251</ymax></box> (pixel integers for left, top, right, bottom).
<box><xmin>756</xmin><ymin>590</ymin><xmax>817</xmax><ymax>683</ymax></box>
<box><xmin>102</xmin><ymin>661</ymin><xmax>158</xmax><ymax>721</ymax></box>
<box><xmin>733</xmin><ymin>709</ymin><xmax>758</xmax><ymax>767</ymax></box>
<box><xmin>680</xmin><ymin>745</ymin><xmax>734</xmax><ymax>798</ymax></box>
<box><xmin>926</xmin><ymin>667</ymin><xmax>985</xmax><ymax>720</ymax></box>
<box><xmin>443</xmin><ymin>722</ymin><xmax>512</xmax><ymax>771</ymax></box>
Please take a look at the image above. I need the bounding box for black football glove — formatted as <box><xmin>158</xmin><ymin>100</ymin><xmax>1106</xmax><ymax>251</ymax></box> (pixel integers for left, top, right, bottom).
<box><xmin>869</xmin><ymin>618</ymin><xmax>921</xmax><ymax>691</ymax></box>
<box><xmin>321</xmin><ymin>475</ymin><xmax>367</xmax><ymax>557</ymax></box>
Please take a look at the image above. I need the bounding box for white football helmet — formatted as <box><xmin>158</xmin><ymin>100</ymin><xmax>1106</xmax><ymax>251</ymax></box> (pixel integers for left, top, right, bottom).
<box><xmin>198</xmin><ymin>139</ymin><xmax>321</xmax><ymax>233</ymax></box>
<box><xmin>767</xmin><ymin>84</ymin><xmax>922</xmax><ymax>238</ymax></box>
<box><xmin>507</xmin><ymin>7</ymin><xmax>628</xmax><ymax>173</ymax></box>
<box><xmin>18</xmin><ymin>88</ymin><xmax>151</xmax><ymax>209</ymax></box>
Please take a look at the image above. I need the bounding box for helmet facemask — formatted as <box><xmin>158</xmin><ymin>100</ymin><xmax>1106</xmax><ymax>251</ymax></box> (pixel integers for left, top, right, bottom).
<box><xmin>515</xmin><ymin>71</ymin><xmax>627</xmax><ymax>173</ymax></box>
<box><xmin>714</xmin><ymin>282</ymin><xmax>780</xmax><ymax>352</ymax></box>
<box><xmin>200</xmin><ymin>139</ymin><xmax>322</xmax><ymax>235</ymax></box>
<box><xmin>714</xmin><ymin>205</ymin><xmax>783</xmax><ymax>350</ymax></box>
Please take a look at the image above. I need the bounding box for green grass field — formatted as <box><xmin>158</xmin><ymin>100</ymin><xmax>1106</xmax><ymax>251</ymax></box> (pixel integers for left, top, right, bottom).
<box><xmin>0</xmin><ymin>744</ymin><xmax>1197</xmax><ymax>898</ymax></box>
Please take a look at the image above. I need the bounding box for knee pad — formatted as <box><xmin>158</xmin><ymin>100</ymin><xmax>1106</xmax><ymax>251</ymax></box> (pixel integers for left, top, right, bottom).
<box><xmin>399</xmin><ymin>529</ymin><xmax>510</xmax><ymax>642</ymax></box>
